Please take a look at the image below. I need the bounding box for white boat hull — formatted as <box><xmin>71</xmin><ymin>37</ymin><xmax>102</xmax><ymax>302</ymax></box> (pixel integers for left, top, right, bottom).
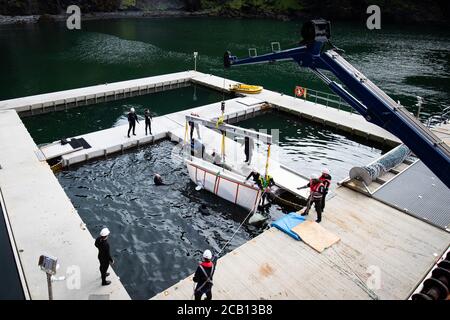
<box><xmin>185</xmin><ymin>158</ymin><xmax>261</xmax><ymax>212</ymax></box>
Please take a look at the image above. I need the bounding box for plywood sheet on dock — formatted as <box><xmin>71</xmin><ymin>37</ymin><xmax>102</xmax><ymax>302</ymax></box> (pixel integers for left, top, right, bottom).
<box><xmin>291</xmin><ymin>221</ymin><xmax>340</xmax><ymax>253</ymax></box>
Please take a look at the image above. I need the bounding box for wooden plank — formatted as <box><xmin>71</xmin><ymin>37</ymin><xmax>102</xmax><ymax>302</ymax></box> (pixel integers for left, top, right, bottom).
<box><xmin>291</xmin><ymin>221</ymin><xmax>340</xmax><ymax>253</ymax></box>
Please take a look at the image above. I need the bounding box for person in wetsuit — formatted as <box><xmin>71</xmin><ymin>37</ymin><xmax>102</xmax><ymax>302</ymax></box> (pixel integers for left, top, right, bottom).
<box><xmin>127</xmin><ymin>107</ymin><xmax>139</xmax><ymax>138</ymax></box>
<box><xmin>144</xmin><ymin>109</ymin><xmax>153</xmax><ymax>136</ymax></box>
<box><xmin>245</xmin><ymin>169</ymin><xmax>274</xmax><ymax>206</ymax></box>
<box><xmin>94</xmin><ymin>228</ymin><xmax>114</xmax><ymax>286</ymax></box>
<box><xmin>193</xmin><ymin>249</ymin><xmax>215</xmax><ymax>300</ymax></box>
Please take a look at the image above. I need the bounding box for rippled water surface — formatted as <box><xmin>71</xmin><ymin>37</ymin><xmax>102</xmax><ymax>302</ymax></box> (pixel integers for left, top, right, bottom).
<box><xmin>56</xmin><ymin>141</ymin><xmax>267</xmax><ymax>299</ymax></box>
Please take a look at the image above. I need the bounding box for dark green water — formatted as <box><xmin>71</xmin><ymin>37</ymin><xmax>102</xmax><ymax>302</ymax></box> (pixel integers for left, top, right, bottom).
<box><xmin>1</xmin><ymin>17</ymin><xmax>449</xmax><ymax>120</ymax></box>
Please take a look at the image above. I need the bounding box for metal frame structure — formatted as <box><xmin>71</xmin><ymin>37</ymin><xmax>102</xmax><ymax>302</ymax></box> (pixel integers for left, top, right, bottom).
<box><xmin>185</xmin><ymin>115</ymin><xmax>272</xmax><ymax>145</ymax></box>
<box><xmin>224</xmin><ymin>19</ymin><xmax>450</xmax><ymax>188</ymax></box>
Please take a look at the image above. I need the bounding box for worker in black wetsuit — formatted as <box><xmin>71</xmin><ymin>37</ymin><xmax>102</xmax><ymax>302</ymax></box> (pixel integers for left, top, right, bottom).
<box><xmin>94</xmin><ymin>228</ymin><xmax>114</xmax><ymax>286</ymax></box>
<box><xmin>245</xmin><ymin>169</ymin><xmax>274</xmax><ymax>206</ymax></box>
<box><xmin>127</xmin><ymin>107</ymin><xmax>139</xmax><ymax>138</ymax></box>
<box><xmin>243</xmin><ymin>137</ymin><xmax>255</xmax><ymax>164</ymax></box>
<box><xmin>245</xmin><ymin>169</ymin><xmax>261</xmax><ymax>187</ymax></box>
<box><xmin>298</xmin><ymin>174</ymin><xmax>325</xmax><ymax>223</ymax></box>
<box><xmin>193</xmin><ymin>249</ymin><xmax>215</xmax><ymax>300</ymax></box>
<box><xmin>144</xmin><ymin>109</ymin><xmax>153</xmax><ymax>136</ymax></box>
<box><xmin>319</xmin><ymin>168</ymin><xmax>332</xmax><ymax>211</ymax></box>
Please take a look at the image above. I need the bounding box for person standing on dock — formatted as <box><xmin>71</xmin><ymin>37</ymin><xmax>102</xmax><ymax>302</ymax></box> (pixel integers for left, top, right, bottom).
<box><xmin>144</xmin><ymin>109</ymin><xmax>153</xmax><ymax>136</ymax></box>
<box><xmin>245</xmin><ymin>168</ymin><xmax>261</xmax><ymax>186</ymax></box>
<box><xmin>244</xmin><ymin>136</ymin><xmax>254</xmax><ymax>165</ymax></box>
<box><xmin>193</xmin><ymin>249</ymin><xmax>215</xmax><ymax>300</ymax></box>
<box><xmin>319</xmin><ymin>168</ymin><xmax>332</xmax><ymax>212</ymax></box>
<box><xmin>127</xmin><ymin>107</ymin><xmax>139</xmax><ymax>138</ymax></box>
<box><xmin>298</xmin><ymin>174</ymin><xmax>325</xmax><ymax>223</ymax></box>
<box><xmin>95</xmin><ymin>227</ymin><xmax>114</xmax><ymax>286</ymax></box>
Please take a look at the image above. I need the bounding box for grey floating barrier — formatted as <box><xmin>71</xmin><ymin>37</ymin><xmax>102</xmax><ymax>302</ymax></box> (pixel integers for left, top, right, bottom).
<box><xmin>349</xmin><ymin>144</ymin><xmax>411</xmax><ymax>185</ymax></box>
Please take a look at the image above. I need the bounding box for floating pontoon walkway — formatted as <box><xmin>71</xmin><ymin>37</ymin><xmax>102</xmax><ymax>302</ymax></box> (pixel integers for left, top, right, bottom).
<box><xmin>152</xmin><ymin>186</ymin><xmax>450</xmax><ymax>300</ymax></box>
<box><xmin>192</xmin><ymin>73</ymin><xmax>401</xmax><ymax>146</ymax></box>
<box><xmin>40</xmin><ymin>97</ymin><xmax>310</xmax><ymax>200</ymax></box>
<box><xmin>0</xmin><ymin>71</ymin><xmax>401</xmax><ymax>146</ymax></box>
<box><xmin>0</xmin><ymin>110</ymin><xmax>130</xmax><ymax>300</ymax></box>
<box><xmin>0</xmin><ymin>71</ymin><xmax>195</xmax><ymax>116</ymax></box>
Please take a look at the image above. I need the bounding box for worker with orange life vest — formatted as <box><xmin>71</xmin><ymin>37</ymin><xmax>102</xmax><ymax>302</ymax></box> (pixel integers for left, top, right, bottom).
<box><xmin>297</xmin><ymin>173</ymin><xmax>325</xmax><ymax>223</ymax></box>
<box><xmin>319</xmin><ymin>168</ymin><xmax>332</xmax><ymax>211</ymax></box>
<box><xmin>193</xmin><ymin>249</ymin><xmax>215</xmax><ymax>300</ymax></box>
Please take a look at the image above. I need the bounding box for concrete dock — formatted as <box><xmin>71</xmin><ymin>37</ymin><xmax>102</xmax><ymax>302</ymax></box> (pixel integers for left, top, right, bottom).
<box><xmin>0</xmin><ymin>71</ymin><xmax>195</xmax><ymax>116</ymax></box>
<box><xmin>0</xmin><ymin>110</ymin><xmax>130</xmax><ymax>299</ymax></box>
<box><xmin>152</xmin><ymin>186</ymin><xmax>450</xmax><ymax>300</ymax></box>
<box><xmin>40</xmin><ymin>97</ymin><xmax>310</xmax><ymax>200</ymax></box>
<box><xmin>1</xmin><ymin>71</ymin><xmax>400</xmax><ymax>146</ymax></box>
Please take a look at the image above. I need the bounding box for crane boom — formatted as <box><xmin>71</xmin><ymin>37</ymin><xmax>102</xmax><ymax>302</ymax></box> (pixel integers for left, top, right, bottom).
<box><xmin>224</xmin><ymin>19</ymin><xmax>450</xmax><ymax>188</ymax></box>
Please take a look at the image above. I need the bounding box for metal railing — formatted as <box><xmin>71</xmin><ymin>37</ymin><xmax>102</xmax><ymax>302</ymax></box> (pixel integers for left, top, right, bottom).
<box><xmin>294</xmin><ymin>86</ymin><xmax>354</xmax><ymax>114</ymax></box>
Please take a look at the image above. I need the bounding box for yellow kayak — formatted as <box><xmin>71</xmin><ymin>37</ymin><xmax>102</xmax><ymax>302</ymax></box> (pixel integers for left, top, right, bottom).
<box><xmin>230</xmin><ymin>83</ymin><xmax>263</xmax><ymax>94</ymax></box>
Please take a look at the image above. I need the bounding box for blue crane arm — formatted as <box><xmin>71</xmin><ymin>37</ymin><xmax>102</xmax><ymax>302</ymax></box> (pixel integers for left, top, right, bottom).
<box><xmin>224</xmin><ymin>20</ymin><xmax>450</xmax><ymax>188</ymax></box>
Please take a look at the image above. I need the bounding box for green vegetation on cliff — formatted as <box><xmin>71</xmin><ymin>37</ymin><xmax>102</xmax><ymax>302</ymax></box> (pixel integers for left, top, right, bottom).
<box><xmin>1</xmin><ymin>0</ymin><xmax>448</xmax><ymax>25</ymax></box>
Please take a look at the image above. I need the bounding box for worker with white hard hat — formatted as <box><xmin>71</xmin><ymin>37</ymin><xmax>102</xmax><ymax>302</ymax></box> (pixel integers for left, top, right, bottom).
<box><xmin>193</xmin><ymin>249</ymin><xmax>215</xmax><ymax>300</ymax></box>
<box><xmin>297</xmin><ymin>172</ymin><xmax>326</xmax><ymax>223</ymax></box>
<box><xmin>319</xmin><ymin>168</ymin><xmax>332</xmax><ymax>212</ymax></box>
<box><xmin>95</xmin><ymin>227</ymin><xmax>114</xmax><ymax>286</ymax></box>
<box><xmin>127</xmin><ymin>107</ymin><xmax>139</xmax><ymax>138</ymax></box>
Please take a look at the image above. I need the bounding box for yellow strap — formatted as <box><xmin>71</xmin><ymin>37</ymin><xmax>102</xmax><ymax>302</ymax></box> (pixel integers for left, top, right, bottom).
<box><xmin>221</xmin><ymin>131</ymin><xmax>225</xmax><ymax>160</ymax></box>
<box><xmin>265</xmin><ymin>144</ymin><xmax>271</xmax><ymax>179</ymax></box>
<box><xmin>184</xmin><ymin>121</ymin><xmax>188</xmax><ymax>145</ymax></box>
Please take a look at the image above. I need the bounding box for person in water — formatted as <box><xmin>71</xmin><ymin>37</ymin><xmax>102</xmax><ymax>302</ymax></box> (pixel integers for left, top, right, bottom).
<box><xmin>199</xmin><ymin>204</ymin><xmax>209</xmax><ymax>215</ymax></box>
<box><xmin>144</xmin><ymin>109</ymin><xmax>153</xmax><ymax>136</ymax></box>
<box><xmin>154</xmin><ymin>174</ymin><xmax>164</xmax><ymax>186</ymax></box>
<box><xmin>127</xmin><ymin>107</ymin><xmax>139</xmax><ymax>138</ymax></box>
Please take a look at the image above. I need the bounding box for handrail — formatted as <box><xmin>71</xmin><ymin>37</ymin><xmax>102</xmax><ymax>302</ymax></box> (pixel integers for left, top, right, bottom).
<box><xmin>295</xmin><ymin>86</ymin><xmax>353</xmax><ymax>113</ymax></box>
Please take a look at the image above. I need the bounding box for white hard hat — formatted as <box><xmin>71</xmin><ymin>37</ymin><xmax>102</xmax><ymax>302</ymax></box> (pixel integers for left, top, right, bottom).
<box><xmin>100</xmin><ymin>228</ymin><xmax>110</xmax><ymax>237</ymax></box>
<box><xmin>203</xmin><ymin>249</ymin><xmax>212</xmax><ymax>260</ymax></box>
<box><xmin>322</xmin><ymin>168</ymin><xmax>330</xmax><ymax>175</ymax></box>
<box><xmin>310</xmin><ymin>173</ymin><xmax>319</xmax><ymax>180</ymax></box>
<box><xmin>130</xmin><ymin>107</ymin><xmax>135</xmax><ymax>112</ymax></box>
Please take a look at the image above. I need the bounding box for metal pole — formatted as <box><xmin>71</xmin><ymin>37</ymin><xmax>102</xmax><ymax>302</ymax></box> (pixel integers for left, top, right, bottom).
<box><xmin>47</xmin><ymin>273</ymin><xmax>53</xmax><ymax>300</ymax></box>
<box><xmin>194</xmin><ymin>52</ymin><xmax>198</xmax><ymax>71</ymax></box>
